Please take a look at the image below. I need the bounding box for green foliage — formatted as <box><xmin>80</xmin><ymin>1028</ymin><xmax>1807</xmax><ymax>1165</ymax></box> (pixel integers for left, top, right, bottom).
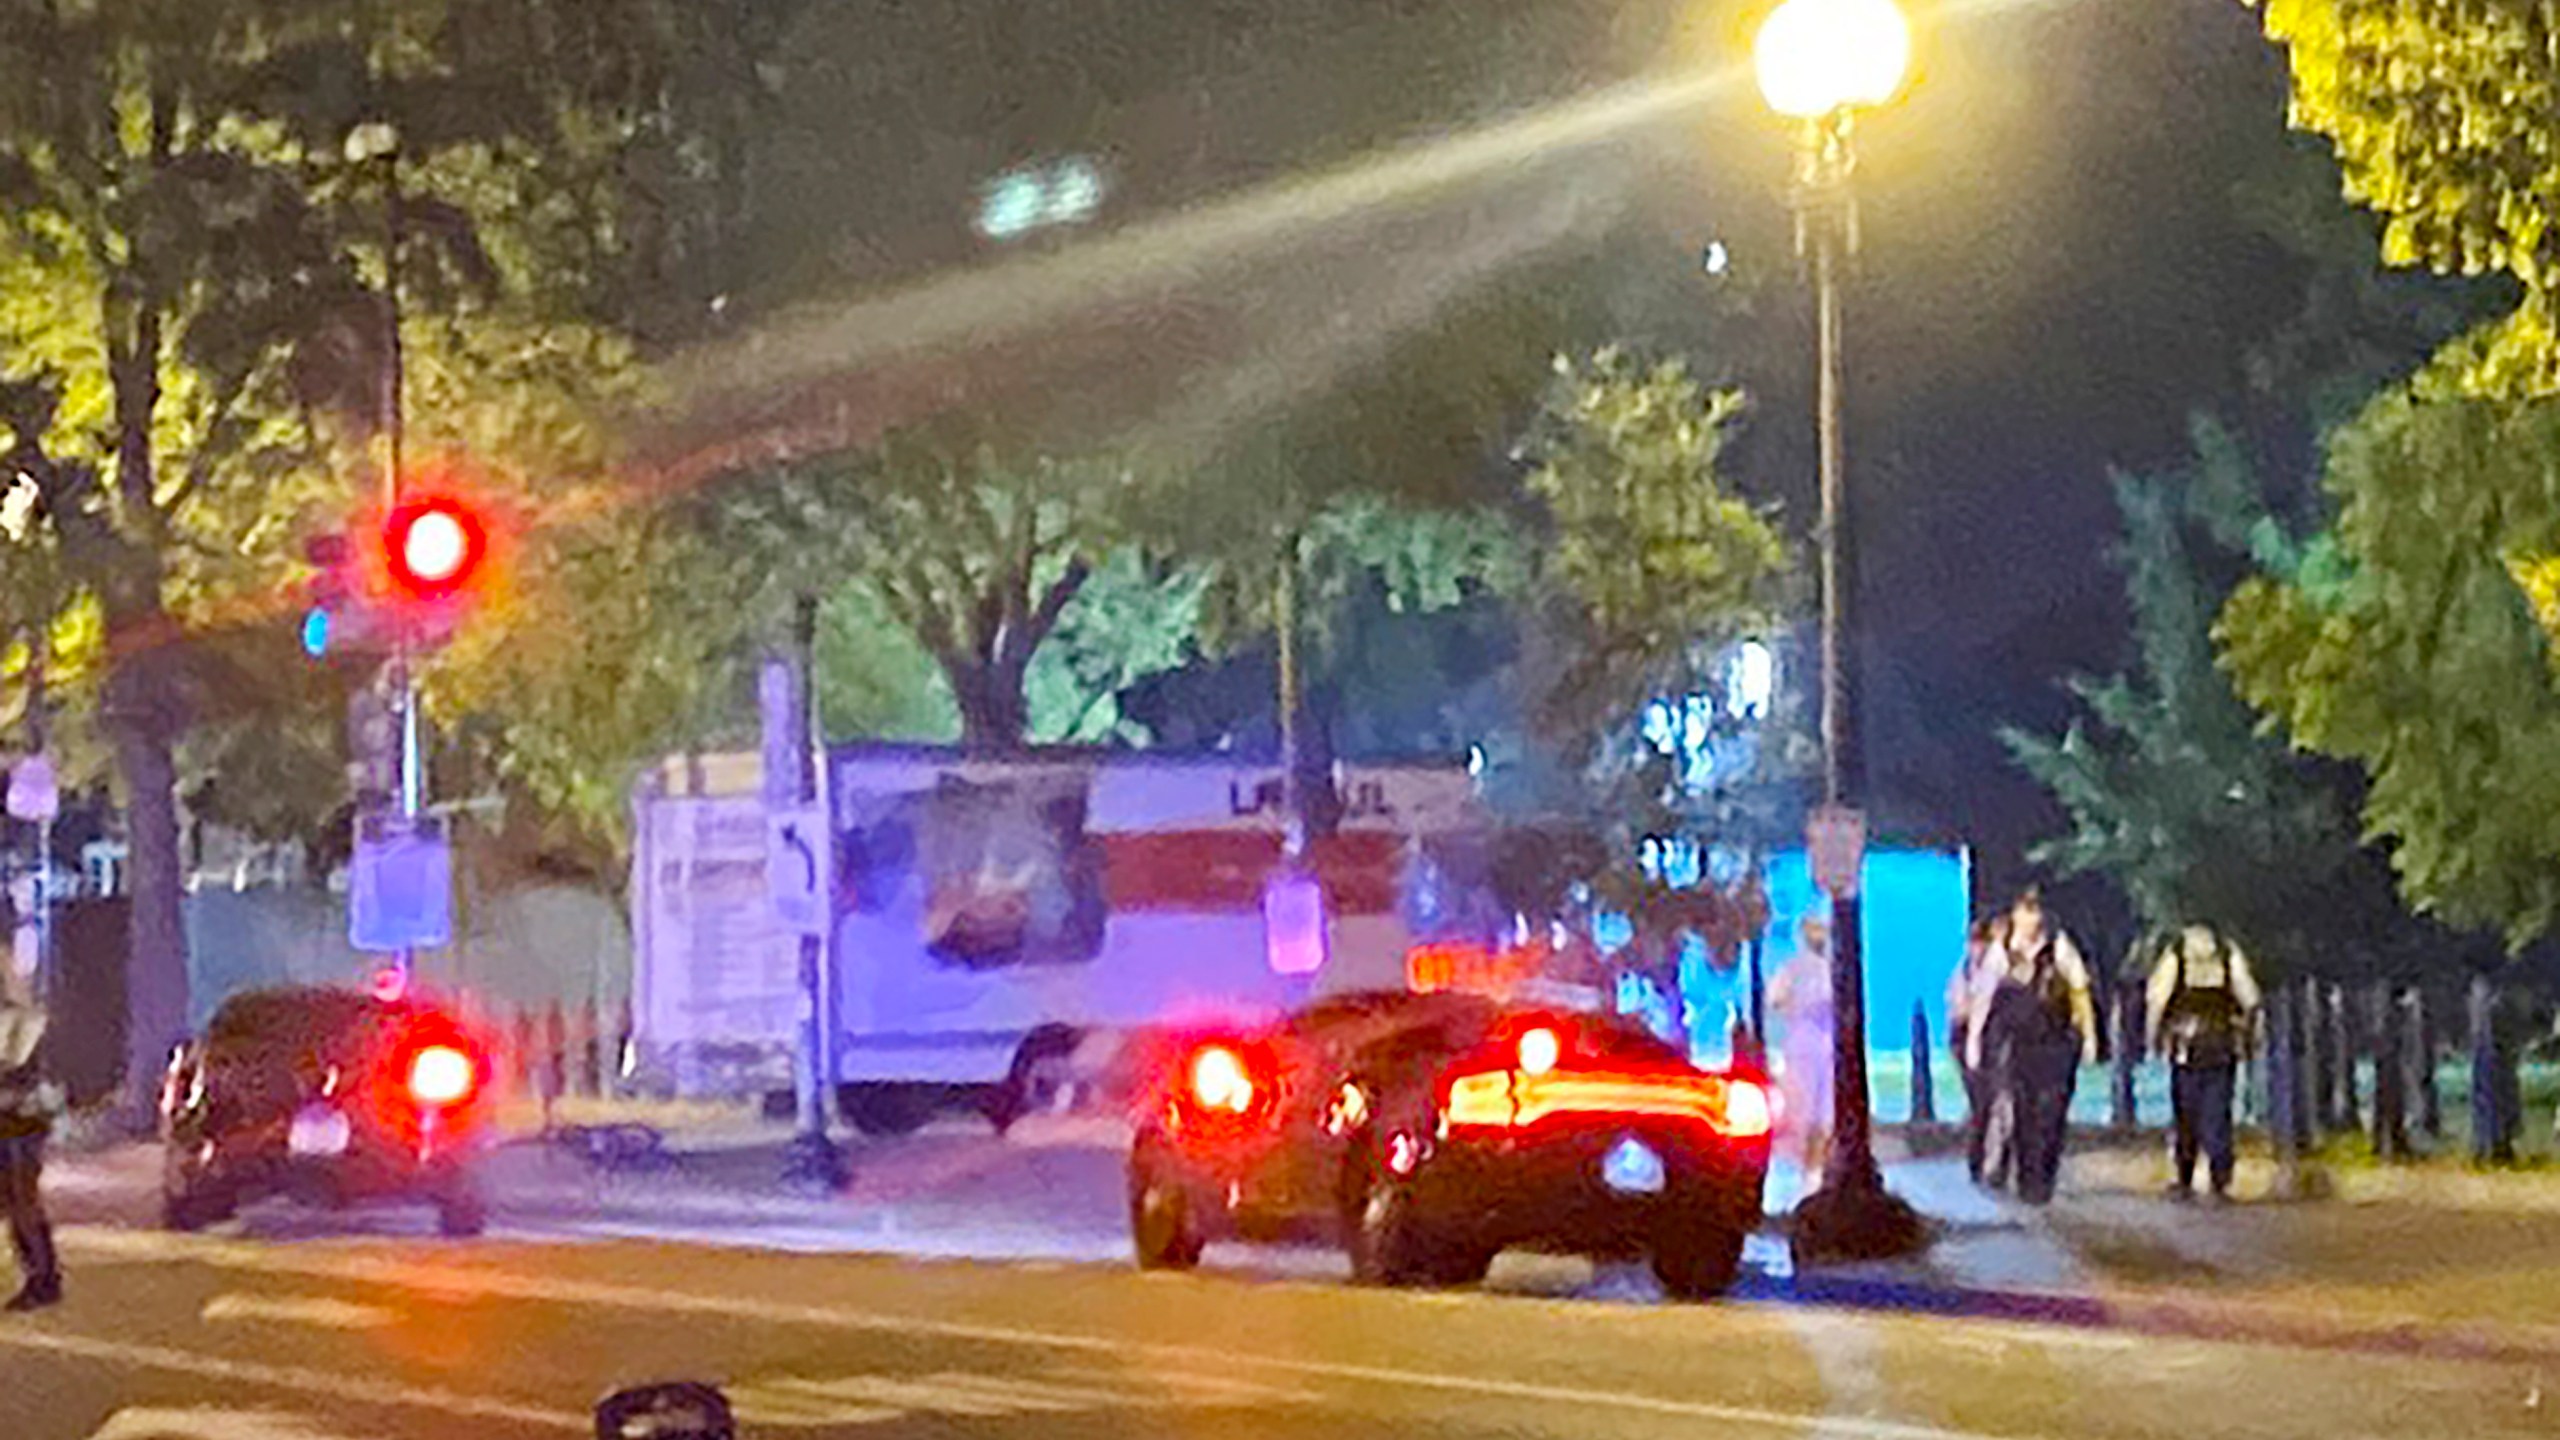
<box><xmin>2007</xmin><ymin>427</ymin><xmax>2406</xmax><ymax>979</ymax></box>
<box><xmin>687</xmin><ymin>428</ymin><xmax>1197</xmax><ymax>750</ymax></box>
<box><xmin>1026</xmin><ymin>549</ymin><xmax>1211</xmax><ymax>745</ymax></box>
<box><xmin>1512</xmin><ymin>347</ymin><xmax>1792</xmax><ymax>741</ymax></box>
<box><xmin>1494</xmin><ymin>346</ymin><xmax>1798</xmax><ymax>960</ymax></box>
<box><xmin>2219</xmin><ymin>389</ymin><xmax>2560</xmax><ymax>949</ymax></box>
<box><xmin>2243</xmin><ymin>0</ymin><xmax>2553</xmax><ymax>388</ymax></box>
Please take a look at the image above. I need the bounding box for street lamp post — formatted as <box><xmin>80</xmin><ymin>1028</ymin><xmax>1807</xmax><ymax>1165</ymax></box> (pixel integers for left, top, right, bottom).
<box><xmin>1754</xmin><ymin>0</ymin><xmax>1926</xmax><ymax>1259</ymax></box>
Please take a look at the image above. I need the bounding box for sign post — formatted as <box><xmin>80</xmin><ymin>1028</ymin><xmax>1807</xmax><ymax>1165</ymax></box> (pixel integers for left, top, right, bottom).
<box><xmin>762</xmin><ymin>597</ymin><xmax>845</xmax><ymax>1191</ymax></box>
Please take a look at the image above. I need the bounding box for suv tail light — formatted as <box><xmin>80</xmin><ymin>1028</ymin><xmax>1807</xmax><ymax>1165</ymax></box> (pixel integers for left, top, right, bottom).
<box><xmin>1187</xmin><ymin>1045</ymin><xmax>1255</xmax><ymax>1115</ymax></box>
<box><xmin>1715</xmin><ymin>1077</ymin><xmax>1774</xmax><ymax>1139</ymax></box>
<box><xmin>406</xmin><ymin>1044</ymin><xmax>478</xmax><ymax>1107</ymax></box>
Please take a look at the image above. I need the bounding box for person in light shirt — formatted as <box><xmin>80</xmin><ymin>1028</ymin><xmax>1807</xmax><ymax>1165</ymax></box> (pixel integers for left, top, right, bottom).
<box><xmin>1964</xmin><ymin>888</ymin><xmax>2098</xmax><ymax>1204</ymax></box>
<box><xmin>1768</xmin><ymin>914</ymin><xmax>1837</xmax><ymax>1192</ymax></box>
<box><xmin>1946</xmin><ymin>918</ymin><xmax>2001</xmax><ymax>1183</ymax></box>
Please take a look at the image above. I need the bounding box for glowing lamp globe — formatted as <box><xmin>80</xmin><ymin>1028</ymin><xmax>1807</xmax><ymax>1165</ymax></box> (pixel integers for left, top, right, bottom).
<box><xmin>1754</xmin><ymin>0</ymin><xmax>1912</xmax><ymax>120</ymax></box>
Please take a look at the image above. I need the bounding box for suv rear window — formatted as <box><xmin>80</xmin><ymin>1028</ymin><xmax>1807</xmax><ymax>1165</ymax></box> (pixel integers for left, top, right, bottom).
<box><xmin>204</xmin><ymin>990</ymin><xmax>399</xmax><ymax>1059</ymax></box>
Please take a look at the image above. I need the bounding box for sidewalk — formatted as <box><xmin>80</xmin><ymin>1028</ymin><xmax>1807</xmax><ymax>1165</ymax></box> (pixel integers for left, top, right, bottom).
<box><xmin>1791</xmin><ymin>1134</ymin><xmax>2560</xmax><ymax>1364</ymax></box>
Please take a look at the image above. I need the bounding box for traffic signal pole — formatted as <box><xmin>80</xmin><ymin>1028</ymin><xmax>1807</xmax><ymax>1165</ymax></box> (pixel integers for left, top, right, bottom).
<box><xmin>375</xmin><ymin>129</ymin><xmax>420</xmax><ymax>993</ymax></box>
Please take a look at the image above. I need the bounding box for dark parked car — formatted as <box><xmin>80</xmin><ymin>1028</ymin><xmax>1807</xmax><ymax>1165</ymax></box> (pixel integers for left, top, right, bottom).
<box><xmin>1125</xmin><ymin>990</ymin><xmax>1773</xmax><ymax>1298</ymax></box>
<box><xmin>159</xmin><ymin>986</ymin><xmax>497</xmax><ymax>1237</ymax></box>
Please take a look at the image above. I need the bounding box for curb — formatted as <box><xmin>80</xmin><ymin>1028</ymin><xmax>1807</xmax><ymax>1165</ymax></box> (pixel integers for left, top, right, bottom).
<box><xmin>1768</xmin><ymin>1267</ymin><xmax>2560</xmax><ymax>1366</ymax></box>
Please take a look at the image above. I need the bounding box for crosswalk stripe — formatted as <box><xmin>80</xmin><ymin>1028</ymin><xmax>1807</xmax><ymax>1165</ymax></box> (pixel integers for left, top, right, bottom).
<box><xmin>201</xmin><ymin>1293</ymin><xmax>394</xmax><ymax>1330</ymax></box>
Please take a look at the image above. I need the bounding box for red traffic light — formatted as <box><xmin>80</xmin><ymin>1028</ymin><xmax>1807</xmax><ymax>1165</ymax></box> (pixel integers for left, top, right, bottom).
<box><xmin>384</xmin><ymin>498</ymin><xmax>486</xmax><ymax>600</ymax></box>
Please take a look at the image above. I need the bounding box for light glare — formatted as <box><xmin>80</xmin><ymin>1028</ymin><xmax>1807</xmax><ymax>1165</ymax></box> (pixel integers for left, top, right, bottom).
<box><xmin>1754</xmin><ymin>0</ymin><xmax>1912</xmax><ymax>120</ymax></box>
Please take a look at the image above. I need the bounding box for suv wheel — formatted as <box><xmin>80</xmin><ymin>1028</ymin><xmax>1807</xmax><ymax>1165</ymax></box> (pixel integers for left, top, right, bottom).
<box><xmin>1345</xmin><ymin>1166</ymin><xmax>1441</xmax><ymax>1286</ymax></box>
<box><xmin>434</xmin><ymin>1172</ymin><xmax>489</xmax><ymax>1239</ymax></box>
<box><xmin>160</xmin><ymin>1150</ymin><xmax>233</xmax><ymax>1233</ymax></box>
<box><xmin>1129</xmin><ymin>1159</ymin><xmax>1204</xmax><ymax>1270</ymax></box>
<box><xmin>1651</xmin><ymin>1221</ymin><xmax>1746</xmax><ymax>1300</ymax></box>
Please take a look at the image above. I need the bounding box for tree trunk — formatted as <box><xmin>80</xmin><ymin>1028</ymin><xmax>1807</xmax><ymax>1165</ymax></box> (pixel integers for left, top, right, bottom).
<box><xmin>2302</xmin><ymin>979</ymin><xmax>2331</xmax><ymax>1140</ymax></box>
<box><xmin>950</xmin><ymin>665</ymin><xmax>1029</xmax><ymax>752</ymax></box>
<box><xmin>2265</xmin><ymin>985</ymin><xmax>2302</xmax><ymax>1192</ymax></box>
<box><xmin>2328</xmin><ymin>982</ymin><xmax>2361</xmax><ymax>1134</ymax></box>
<box><xmin>2469</xmin><ymin>974</ymin><xmax>2510</xmax><ymax>1165</ymax></box>
<box><xmin>106</xmin><ymin>646</ymin><xmax>189</xmax><ymax>1127</ymax></box>
<box><xmin>2294</xmin><ymin>978</ymin><xmax>2322</xmax><ymax>1147</ymax></box>
<box><xmin>2369</xmin><ymin>981</ymin><xmax>2408</xmax><ymax>1161</ymax></box>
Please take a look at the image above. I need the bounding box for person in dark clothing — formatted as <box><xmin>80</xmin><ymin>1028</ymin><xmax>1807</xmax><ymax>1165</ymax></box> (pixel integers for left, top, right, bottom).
<box><xmin>2145</xmin><ymin>924</ymin><xmax>2261</xmax><ymax>1204</ymax></box>
<box><xmin>0</xmin><ymin>965</ymin><xmax>62</xmax><ymax>1311</ymax></box>
<box><xmin>1965</xmin><ymin>889</ymin><xmax>2098</xmax><ymax>1205</ymax></box>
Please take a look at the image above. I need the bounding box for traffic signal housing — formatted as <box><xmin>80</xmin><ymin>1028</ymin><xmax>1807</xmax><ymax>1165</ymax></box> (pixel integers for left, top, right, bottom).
<box><xmin>300</xmin><ymin>488</ymin><xmax>500</xmax><ymax>662</ymax></box>
<box><xmin>384</xmin><ymin>497</ymin><xmax>488</xmax><ymax>603</ymax></box>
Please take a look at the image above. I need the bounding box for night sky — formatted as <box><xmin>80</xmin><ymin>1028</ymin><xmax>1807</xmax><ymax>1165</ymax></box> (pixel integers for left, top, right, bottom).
<box><xmin>695</xmin><ymin>0</ymin><xmax>2379</xmax><ymax>917</ymax></box>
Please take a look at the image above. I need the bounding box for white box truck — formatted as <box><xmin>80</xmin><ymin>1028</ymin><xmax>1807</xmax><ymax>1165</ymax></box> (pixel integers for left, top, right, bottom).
<box><xmin>629</xmin><ymin>746</ymin><xmax>1492</xmax><ymax>1133</ymax></box>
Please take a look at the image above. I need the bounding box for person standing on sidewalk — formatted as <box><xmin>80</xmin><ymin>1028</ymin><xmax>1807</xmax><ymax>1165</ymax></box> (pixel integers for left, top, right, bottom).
<box><xmin>0</xmin><ymin>963</ymin><xmax>62</xmax><ymax>1311</ymax></box>
<box><xmin>2144</xmin><ymin>922</ymin><xmax>2261</xmax><ymax>1205</ymax></box>
<box><xmin>1947</xmin><ymin>918</ymin><xmax>2000</xmax><ymax>1183</ymax></box>
<box><xmin>1770</xmin><ymin>914</ymin><xmax>1838</xmax><ymax>1192</ymax></box>
<box><xmin>1968</xmin><ymin>888</ymin><xmax>2098</xmax><ymax>1205</ymax></box>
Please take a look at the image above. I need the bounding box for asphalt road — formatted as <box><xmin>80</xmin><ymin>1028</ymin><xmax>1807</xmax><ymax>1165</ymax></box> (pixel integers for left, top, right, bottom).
<box><xmin>13</xmin><ymin>1220</ymin><xmax>2557</xmax><ymax>1440</ymax></box>
<box><xmin>14</xmin><ymin>1123</ymin><xmax>2556</xmax><ymax>1440</ymax></box>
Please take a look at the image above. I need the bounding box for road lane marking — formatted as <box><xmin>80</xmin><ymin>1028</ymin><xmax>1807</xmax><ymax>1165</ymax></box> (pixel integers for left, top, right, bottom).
<box><xmin>201</xmin><ymin>1294</ymin><xmax>394</xmax><ymax>1331</ymax></box>
<box><xmin>88</xmin><ymin>1406</ymin><xmax>378</xmax><ymax>1440</ymax></box>
<box><xmin>59</xmin><ymin>1227</ymin><xmax>2044</xmax><ymax>1440</ymax></box>
<box><xmin>0</xmin><ymin>1327</ymin><xmax>584</xmax><ymax>1432</ymax></box>
<box><xmin>726</xmin><ymin>1364</ymin><xmax>1314</xmax><ymax>1429</ymax></box>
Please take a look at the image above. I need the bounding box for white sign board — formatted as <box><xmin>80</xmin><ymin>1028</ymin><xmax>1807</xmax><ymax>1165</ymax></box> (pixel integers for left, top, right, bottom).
<box><xmin>766</xmin><ymin>806</ymin><xmax>828</xmax><ymax>937</ymax></box>
<box><xmin>637</xmin><ymin>797</ymin><xmax>801</xmax><ymax>1050</ymax></box>
<box><xmin>349</xmin><ymin>814</ymin><xmax>452</xmax><ymax>952</ymax></box>
<box><xmin>1807</xmin><ymin>804</ymin><xmax>1867</xmax><ymax>899</ymax></box>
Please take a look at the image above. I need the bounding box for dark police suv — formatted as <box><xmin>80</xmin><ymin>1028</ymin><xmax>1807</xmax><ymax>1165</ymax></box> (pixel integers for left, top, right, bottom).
<box><xmin>1126</xmin><ymin>990</ymin><xmax>1773</xmax><ymax>1298</ymax></box>
<box><xmin>159</xmin><ymin>986</ymin><xmax>497</xmax><ymax>1237</ymax></box>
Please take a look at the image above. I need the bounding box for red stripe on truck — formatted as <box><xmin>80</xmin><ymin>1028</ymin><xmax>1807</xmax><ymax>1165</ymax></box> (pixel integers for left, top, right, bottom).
<box><xmin>1102</xmin><ymin>830</ymin><xmax>1403</xmax><ymax>915</ymax></box>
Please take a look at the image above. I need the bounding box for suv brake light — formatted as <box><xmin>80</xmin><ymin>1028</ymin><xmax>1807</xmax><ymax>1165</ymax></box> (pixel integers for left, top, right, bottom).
<box><xmin>1188</xmin><ymin>1045</ymin><xmax>1255</xmax><ymax>1114</ymax></box>
<box><xmin>1716</xmin><ymin>1077</ymin><xmax>1774</xmax><ymax>1138</ymax></box>
<box><xmin>407</xmin><ymin>1044</ymin><xmax>477</xmax><ymax>1107</ymax></box>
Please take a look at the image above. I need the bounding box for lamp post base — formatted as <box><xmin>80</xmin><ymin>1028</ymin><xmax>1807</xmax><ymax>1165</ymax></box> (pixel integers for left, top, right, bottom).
<box><xmin>1789</xmin><ymin>1168</ymin><xmax>1928</xmax><ymax>1263</ymax></box>
<box><xmin>781</xmin><ymin>1129</ymin><xmax>849</xmax><ymax>1194</ymax></box>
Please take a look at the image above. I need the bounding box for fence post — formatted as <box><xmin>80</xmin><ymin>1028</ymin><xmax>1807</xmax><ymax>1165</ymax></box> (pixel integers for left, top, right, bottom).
<box><xmin>542</xmin><ymin>1001</ymin><xmax>568</xmax><ymax>1127</ymax></box>
<box><xmin>1909</xmin><ymin>1000</ymin><xmax>1936</xmax><ymax>1127</ymax></box>
<box><xmin>2110</xmin><ymin>983</ymin><xmax>2141</xmax><ymax>1133</ymax></box>
<box><xmin>2300</xmin><ymin>979</ymin><xmax>2328</xmax><ymax>1141</ymax></box>
<box><xmin>511</xmin><ymin>1007</ymin><xmax>537</xmax><ymax>1090</ymax></box>
<box><xmin>2413</xmin><ymin>988</ymin><xmax>2445</xmax><ymax>1140</ymax></box>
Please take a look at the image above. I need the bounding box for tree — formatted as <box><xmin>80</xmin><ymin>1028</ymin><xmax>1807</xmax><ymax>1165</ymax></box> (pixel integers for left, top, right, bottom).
<box><xmin>2006</xmin><ymin>422</ymin><xmax>2412</xmax><ymax>979</ymax></box>
<box><xmin>2240</xmin><ymin>0</ymin><xmax>2554</xmax><ymax>389</ymax></box>
<box><xmin>0</xmin><ymin>1</ymin><xmax>672</xmax><ymax>1106</ymax></box>
<box><xmin>688</xmin><ymin>426</ymin><xmax>1192</xmax><ymax>750</ymax></box>
<box><xmin>1498</xmin><ymin>347</ymin><xmax>1798</xmax><ymax>976</ymax></box>
<box><xmin>2219</xmin><ymin>390</ymin><xmax>2560</xmax><ymax>949</ymax></box>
